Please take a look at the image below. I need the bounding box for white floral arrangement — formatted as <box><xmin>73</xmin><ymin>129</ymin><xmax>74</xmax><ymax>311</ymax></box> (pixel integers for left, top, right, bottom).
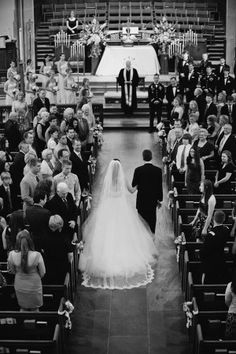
<box><xmin>151</xmin><ymin>17</ymin><xmax>176</xmax><ymax>44</ymax></box>
<box><xmin>32</xmin><ymin>85</ymin><xmax>39</xmax><ymax>92</ymax></box>
<box><xmin>183</xmin><ymin>301</ymin><xmax>198</xmax><ymax>328</ymax></box>
<box><xmin>79</xmin><ymin>18</ymin><xmax>108</xmax><ymax>58</ymax></box>
<box><xmin>14</xmin><ymin>74</ymin><xmax>21</xmax><ymax>82</ymax></box>
<box><xmin>71</xmin><ymin>82</ymin><xmax>79</xmax><ymax>91</ymax></box>
<box><xmin>93</xmin><ymin>121</ymin><xmax>103</xmax><ymax>146</ymax></box>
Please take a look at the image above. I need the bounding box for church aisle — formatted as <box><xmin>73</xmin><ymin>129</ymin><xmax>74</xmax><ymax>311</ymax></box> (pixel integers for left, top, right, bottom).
<box><xmin>67</xmin><ymin>130</ymin><xmax>191</xmax><ymax>354</ymax></box>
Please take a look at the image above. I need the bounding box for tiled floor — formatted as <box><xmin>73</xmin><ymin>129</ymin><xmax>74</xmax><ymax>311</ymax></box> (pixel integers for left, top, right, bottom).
<box><xmin>67</xmin><ymin>130</ymin><xmax>191</xmax><ymax>354</ymax></box>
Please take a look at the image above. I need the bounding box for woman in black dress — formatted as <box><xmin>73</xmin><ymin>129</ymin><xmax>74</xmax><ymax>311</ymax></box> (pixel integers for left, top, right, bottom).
<box><xmin>43</xmin><ymin>215</ymin><xmax>74</xmax><ymax>284</ymax></box>
<box><xmin>33</xmin><ymin>111</ymin><xmax>49</xmax><ymax>157</ymax></box>
<box><xmin>185</xmin><ymin>146</ymin><xmax>205</xmax><ymax>194</ymax></box>
<box><xmin>193</xmin><ymin>128</ymin><xmax>214</xmax><ymax>168</ymax></box>
<box><xmin>66</xmin><ymin>11</ymin><xmax>79</xmax><ymax>36</ymax></box>
<box><xmin>189</xmin><ymin>179</ymin><xmax>216</xmax><ymax>239</ymax></box>
<box><xmin>214</xmin><ymin>150</ymin><xmax>234</xmax><ymax>194</ymax></box>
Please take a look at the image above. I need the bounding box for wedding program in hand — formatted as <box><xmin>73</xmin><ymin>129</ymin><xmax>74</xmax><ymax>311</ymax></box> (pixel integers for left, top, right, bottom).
<box><xmin>79</xmin><ymin>159</ymin><xmax>157</xmax><ymax>290</ymax></box>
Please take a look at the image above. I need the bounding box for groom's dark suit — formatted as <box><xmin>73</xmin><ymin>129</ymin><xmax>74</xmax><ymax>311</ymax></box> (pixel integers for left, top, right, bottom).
<box><xmin>132</xmin><ymin>162</ymin><xmax>163</xmax><ymax>233</ymax></box>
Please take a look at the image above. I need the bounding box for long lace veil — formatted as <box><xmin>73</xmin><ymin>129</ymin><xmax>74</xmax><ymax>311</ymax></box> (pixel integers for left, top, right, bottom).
<box><xmin>100</xmin><ymin>159</ymin><xmax>127</xmax><ymax>200</ymax></box>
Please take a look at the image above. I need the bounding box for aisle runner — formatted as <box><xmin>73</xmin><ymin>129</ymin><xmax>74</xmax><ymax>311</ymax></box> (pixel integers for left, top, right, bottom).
<box><xmin>96</xmin><ymin>45</ymin><xmax>160</xmax><ymax>76</ymax></box>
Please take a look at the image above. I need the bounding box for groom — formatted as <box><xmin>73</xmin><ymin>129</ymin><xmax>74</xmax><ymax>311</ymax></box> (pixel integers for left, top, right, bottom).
<box><xmin>132</xmin><ymin>149</ymin><xmax>163</xmax><ymax>233</ymax></box>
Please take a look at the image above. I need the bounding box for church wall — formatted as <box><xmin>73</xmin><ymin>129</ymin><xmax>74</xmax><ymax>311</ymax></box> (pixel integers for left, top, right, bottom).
<box><xmin>0</xmin><ymin>0</ymin><xmax>16</xmax><ymax>40</ymax></box>
<box><xmin>226</xmin><ymin>0</ymin><xmax>236</xmax><ymax>72</ymax></box>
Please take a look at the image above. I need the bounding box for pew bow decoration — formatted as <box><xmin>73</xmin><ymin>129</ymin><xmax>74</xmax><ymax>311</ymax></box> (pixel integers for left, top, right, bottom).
<box><xmin>58</xmin><ymin>300</ymin><xmax>74</xmax><ymax>330</ymax></box>
<box><xmin>183</xmin><ymin>301</ymin><xmax>198</xmax><ymax>328</ymax></box>
<box><xmin>77</xmin><ymin>241</ymin><xmax>84</xmax><ymax>254</ymax></box>
<box><xmin>93</xmin><ymin>121</ymin><xmax>104</xmax><ymax>146</ymax></box>
<box><xmin>89</xmin><ymin>157</ymin><xmax>97</xmax><ymax>175</ymax></box>
<box><xmin>174</xmin><ymin>232</ymin><xmax>186</xmax><ymax>263</ymax></box>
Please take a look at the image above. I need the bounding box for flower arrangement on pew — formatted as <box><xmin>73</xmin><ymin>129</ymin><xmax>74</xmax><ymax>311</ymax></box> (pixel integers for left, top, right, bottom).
<box><xmin>183</xmin><ymin>301</ymin><xmax>198</xmax><ymax>328</ymax></box>
<box><xmin>174</xmin><ymin>232</ymin><xmax>186</xmax><ymax>263</ymax></box>
<box><xmin>81</xmin><ymin>189</ymin><xmax>93</xmax><ymax>212</ymax></box>
<box><xmin>58</xmin><ymin>300</ymin><xmax>74</xmax><ymax>330</ymax></box>
<box><xmin>80</xmin><ymin>18</ymin><xmax>108</xmax><ymax>58</ymax></box>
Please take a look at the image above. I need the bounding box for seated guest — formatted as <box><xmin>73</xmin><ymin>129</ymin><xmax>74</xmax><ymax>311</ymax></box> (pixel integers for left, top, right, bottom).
<box><xmin>189</xmin><ymin>179</ymin><xmax>216</xmax><ymax>239</ymax></box>
<box><xmin>43</xmin><ymin>215</ymin><xmax>74</xmax><ymax>284</ymax></box>
<box><xmin>214</xmin><ymin>150</ymin><xmax>234</xmax><ymax>194</ymax></box>
<box><xmin>193</xmin><ymin>128</ymin><xmax>214</xmax><ymax>168</ymax></box>
<box><xmin>172</xmin><ymin>133</ymin><xmax>192</xmax><ymax>182</ymax></box>
<box><xmin>4</xmin><ymin>112</ymin><xmax>22</xmax><ymax>152</ymax></box>
<box><xmin>165</xmin><ymin>76</ymin><xmax>181</xmax><ymax>119</ymax></box>
<box><xmin>76</xmin><ymin>87</ymin><xmax>89</xmax><ymax>110</ymax></box>
<box><xmin>198</xmin><ymin>52</ymin><xmax>212</xmax><ymax>77</ymax></box>
<box><xmin>186</xmin><ymin>113</ymin><xmax>199</xmax><ymax>137</ymax></box>
<box><xmin>0</xmin><ymin>172</ymin><xmax>17</xmax><ymax>218</ymax></box>
<box><xmin>201</xmin><ymin>210</ymin><xmax>229</xmax><ymax>284</ymax></box>
<box><xmin>40</xmin><ymin>148</ymin><xmax>54</xmax><ymax>180</ymax></box>
<box><xmin>215</xmin><ymin>57</ymin><xmax>228</xmax><ymax>79</ymax></box>
<box><xmin>70</xmin><ymin>139</ymin><xmax>90</xmax><ymax>192</ymax></box>
<box><xmin>20</xmin><ymin>158</ymin><xmax>41</xmax><ymax>211</ymax></box>
<box><xmin>45</xmin><ymin>114</ymin><xmax>59</xmax><ymax>142</ymax></box>
<box><xmin>7</xmin><ymin>230</ymin><xmax>46</xmax><ymax>311</ymax></box>
<box><xmin>32</xmin><ymin>88</ymin><xmax>50</xmax><ymax>117</ymax></box>
<box><xmin>188</xmin><ymin>100</ymin><xmax>200</xmax><ymax>122</ymax></box>
<box><xmin>203</xmin><ymin>92</ymin><xmax>217</xmax><ymax>126</ymax></box>
<box><xmin>185</xmin><ymin>146</ymin><xmax>204</xmax><ymax>194</ymax></box>
<box><xmin>225</xmin><ymin>271</ymin><xmax>236</xmax><ymax>339</ymax></box>
<box><xmin>53</xmin><ymin>148</ymin><xmax>70</xmax><ymax>176</ymax></box>
<box><xmin>200</xmin><ymin>64</ymin><xmax>217</xmax><ymax>96</ymax></box>
<box><xmin>216</xmin><ymin>91</ymin><xmax>229</xmax><ymax>119</ymax></box>
<box><xmin>33</xmin><ymin>110</ymin><xmax>50</xmax><ymax>158</ymax></box>
<box><xmin>194</xmin><ymin>88</ymin><xmax>206</xmax><ymax>126</ymax></box>
<box><xmin>60</xmin><ymin>107</ymin><xmax>74</xmax><ymax>133</ymax></box>
<box><xmin>76</xmin><ymin>109</ymin><xmax>90</xmax><ymax>149</ymax></box>
<box><xmin>10</xmin><ymin>141</ymin><xmax>30</xmax><ymax>206</ymax></box>
<box><xmin>217</xmin><ymin>65</ymin><xmax>235</xmax><ymax>97</ymax></box>
<box><xmin>53</xmin><ymin>132</ymin><xmax>70</xmax><ymax>160</ymax></box>
<box><xmin>166</xmin><ymin>119</ymin><xmax>184</xmax><ymax>153</ymax></box>
<box><xmin>53</xmin><ymin>160</ymin><xmax>81</xmax><ymax>207</ymax></box>
<box><xmin>47</xmin><ymin>125</ymin><xmax>59</xmax><ymax>153</ymax></box>
<box><xmin>45</xmin><ymin>182</ymin><xmax>78</xmax><ymax>241</ymax></box>
<box><xmin>25</xmin><ymin>189</ymin><xmax>51</xmax><ymax>251</ymax></box>
<box><xmin>207</xmin><ymin>115</ymin><xmax>220</xmax><ymax>142</ymax></box>
<box><xmin>215</xmin><ymin>123</ymin><xmax>236</xmax><ymax>164</ymax></box>
<box><xmin>169</xmin><ymin>96</ymin><xmax>184</xmax><ymax>126</ymax></box>
<box><xmin>184</xmin><ymin>62</ymin><xmax>199</xmax><ymax>102</ymax></box>
<box><xmin>164</xmin><ymin>127</ymin><xmax>183</xmax><ymax>167</ymax></box>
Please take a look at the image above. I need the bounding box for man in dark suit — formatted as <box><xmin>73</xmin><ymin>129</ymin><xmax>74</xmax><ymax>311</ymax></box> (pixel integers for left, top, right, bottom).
<box><xmin>148</xmin><ymin>74</ymin><xmax>165</xmax><ymax>132</ymax></box>
<box><xmin>184</xmin><ymin>62</ymin><xmax>199</xmax><ymax>102</ymax></box>
<box><xmin>4</xmin><ymin>112</ymin><xmax>22</xmax><ymax>152</ymax></box>
<box><xmin>70</xmin><ymin>139</ymin><xmax>90</xmax><ymax>192</ymax></box>
<box><xmin>177</xmin><ymin>51</ymin><xmax>190</xmax><ymax>94</ymax></box>
<box><xmin>76</xmin><ymin>109</ymin><xmax>90</xmax><ymax>150</ymax></box>
<box><xmin>200</xmin><ymin>64</ymin><xmax>217</xmax><ymax>96</ymax></box>
<box><xmin>165</xmin><ymin>77</ymin><xmax>182</xmax><ymax>119</ymax></box>
<box><xmin>10</xmin><ymin>141</ymin><xmax>30</xmax><ymax>208</ymax></box>
<box><xmin>203</xmin><ymin>93</ymin><xmax>217</xmax><ymax>126</ymax></box>
<box><xmin>194</xmin><ymin>88</ymin><xmax>206</xmax><ymax>125</ymax></box>
<box><xmin>215</xmin><ymin>57</ymin><xmax>228</xmax><ymax>80</ymax></box>
<box><xmin>0</xmin><ymin>172</ymin><xmax>18</xmax><ymax>218</ymax></box>
<box><xmin>25</xmin><ymin>189</ymin><xmax>51</xmax><ymax>251</ymax></box>
<box><xmin>32</xmin><ymin>89</ymin><xmax>50</xmax><ymax>116</ymax></box>
<box><xmin>200</xmin><ymin>210</ymin><xmax>229</xmax><ymax>284</ymax></box>
<box><xmin>216</xmin><ymin>123</ymin><xmax>236</xmax><ymax>163</ymax></box>
<box><xmin>45</xmin><ymin>182</ymin><xmax>78</xmax><ymax>241</ymax></box>
<box><xmin>217</xmin><ymin>65</ymin><xmax>235</xmax><ymax>97</ymax></box>
<box><xmin>132</xmin><ymin>150</ymin><xmax>163</xmax><ymax>233</ymax></box>
<box><xmin>198</xmin><ymin>52</ymin><xmax>212</xmax><ymax>77</ymax></box>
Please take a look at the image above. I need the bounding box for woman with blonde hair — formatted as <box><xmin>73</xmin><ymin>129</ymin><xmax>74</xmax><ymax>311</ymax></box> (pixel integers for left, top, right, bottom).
<box><xmin>60</xmin><ymin>107</ymin><xmax>74</xmax><ymax>133</ymax></box>
<box><xmin>7</xmin><ymin>230</ymin><xmax>45</xmax><ymax>311</ymax></box>
<box><xmin>40</xmin><ymin>148</ymin><xmax>54</xmax><ymax>180</ymax></box>
<box><xmin>81</xmin><ymin>103</ymin><xmax>96</xmax><ymax>148</ymax></box>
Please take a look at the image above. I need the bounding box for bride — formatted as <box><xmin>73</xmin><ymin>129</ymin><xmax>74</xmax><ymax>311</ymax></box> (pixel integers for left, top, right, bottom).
<box><xmin>79</xmin><ymin>159</ymin><xmax>157</xmax><ymax>290</ymax></box>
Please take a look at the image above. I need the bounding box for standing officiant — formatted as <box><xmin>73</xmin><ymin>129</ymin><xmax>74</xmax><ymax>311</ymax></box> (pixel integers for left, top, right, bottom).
<box><xmin>118</xmin><ymin>60</ymin><xmax>139</xmax><ymax>115</ymax></box>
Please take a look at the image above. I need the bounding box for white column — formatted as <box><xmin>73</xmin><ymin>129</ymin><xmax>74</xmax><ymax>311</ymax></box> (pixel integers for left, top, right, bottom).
<box><xmin>226</xmin><ymin>0</ymin><xmax>236</xmax><ymax>73</ymax></box>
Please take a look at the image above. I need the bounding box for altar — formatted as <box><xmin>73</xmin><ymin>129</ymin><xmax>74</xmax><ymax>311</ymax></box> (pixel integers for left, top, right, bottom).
<box><xmin>96</xmin><ymin>45</ymin><xmax>160</xmax><ymax>77</ymax></box>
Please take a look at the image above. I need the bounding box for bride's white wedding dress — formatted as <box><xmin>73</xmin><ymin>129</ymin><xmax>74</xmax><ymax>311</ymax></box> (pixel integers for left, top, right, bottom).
<box><xmin>79</xmin><ymin>159</ymin><xmax>157</xmax><ymax>290</ymax></box>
